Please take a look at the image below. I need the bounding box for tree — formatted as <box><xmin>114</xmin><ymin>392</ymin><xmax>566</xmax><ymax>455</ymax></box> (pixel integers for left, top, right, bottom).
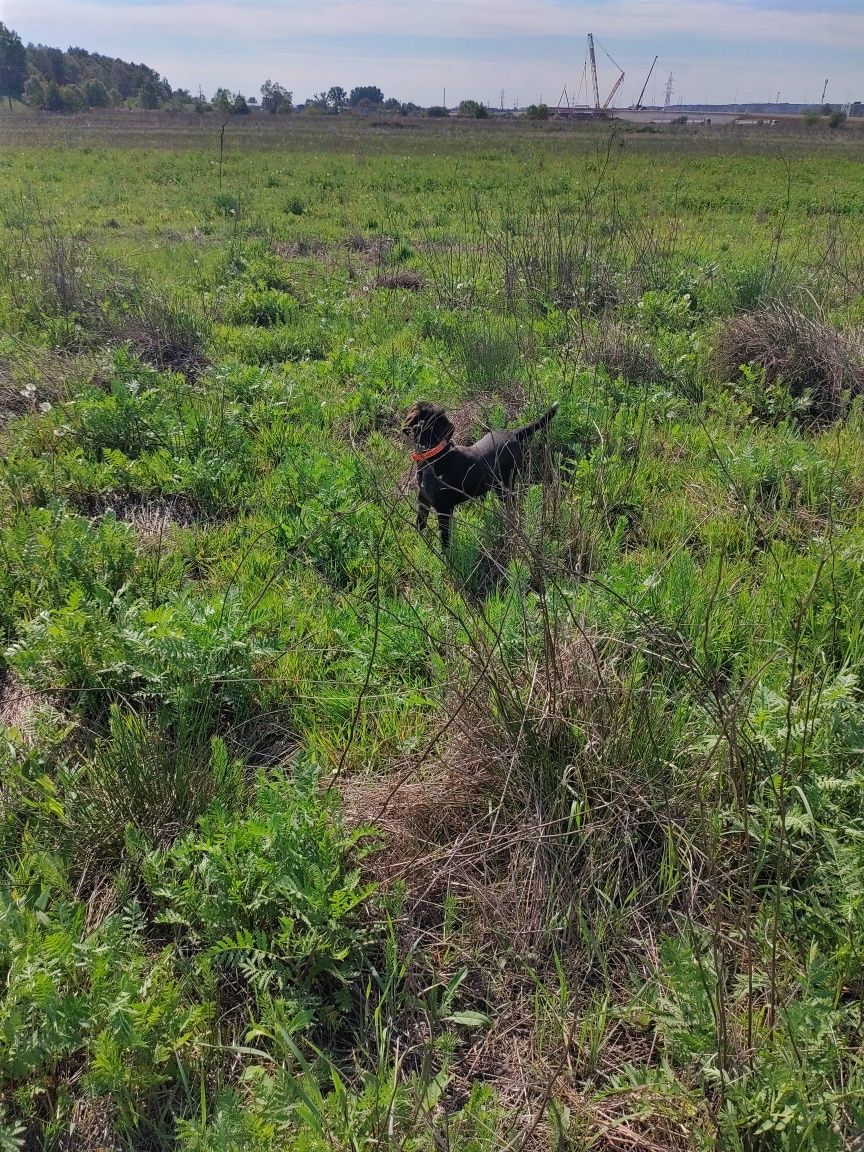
<box><xmin>828</xmin><ymin>109</ymin><xmax>847</xmax><ymax>129</ymax></box>
<box><xmin>526</xmin><ymin>103</ymin><xmax>549</xmax><ymax>121</ymax></box>
<box><xmin>42</xmin><ymin>81</ymin><xmax>66</xmax><ymax>112</ymax></box>
<box><xmin>458</xmin><ymin>99</ymin><xmax>487</xmax><ymax>118</ymax></box>
<box><xmin>232</xmin><ymin>92</ymin><xmax>249</xmax><ymax>115</ymax></box>
<box><xmin>260</xmin><ymin>79</ymin><xmax>291</xmax><ymax>114</ymax></box>
<box><xmin>212</xmin><ymin>87</ymin><xmax>233</xmax><ymax>113</ymax></box>
<box><xmin>62</xmin><ymin>83</ymin><xmax>86</xmax><ymax>112</ymax></box>
<box><xmin>137</xmin><ymin>76</ymin><xmax>161</xmax><ymax>109</ymax></box>
<box><xmin>349</xmin><ymin>85</ymin><xmax>383</xmax><ymax>107</ymax></box>
<box><xmin>84</xmin><ymin>78</ymin><xmax>111</xmax><ymax>108</ymax></box>
<box><xmin>23</xmin><ymin>74</ymin><xmax>46</xmax><ymax>109</ymax></box>
<box><xmin>29</xmin><ymin>44</ymin><xmax>69</xmax><ymax>85</ymax></box>
<box><xmin>427</xmin><ymin>105</ymin><xmax>448</xmax><ymax>118</ymax></box>
<box><xmin>0</xmin><ymin>23</ymin><xmax>27</xmax><ymax>109</ymax></box>
<box><xmin>326</xmin><ymin>85</ymin><xmax>347</xmax><ymax>112</ymax></box>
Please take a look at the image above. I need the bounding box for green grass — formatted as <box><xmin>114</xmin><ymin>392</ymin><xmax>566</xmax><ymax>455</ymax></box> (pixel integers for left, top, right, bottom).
<box><xmin>2</xmin><ymin>114</ymin><xmax>864</xmax><ymax>1150</ymax></box>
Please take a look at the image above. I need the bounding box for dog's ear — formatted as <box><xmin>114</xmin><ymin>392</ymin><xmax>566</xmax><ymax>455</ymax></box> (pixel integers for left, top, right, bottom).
<box><xmin>403</xmin><ymin>402</ymin><xmax>453</xmax><ymax>445</ymax></box>
<box><xmin>402</xmin><ymin>402</ymin><xmax>424</xmax><ymax>431</ymax></box>
<box><xmin>425</xmin><ymin>406</ymin><xmax>454</xmax><ymax>444</ymax></box>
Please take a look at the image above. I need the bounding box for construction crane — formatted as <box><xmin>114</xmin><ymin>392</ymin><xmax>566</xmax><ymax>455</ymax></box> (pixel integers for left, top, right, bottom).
<box><xmin>603</xmin><ymin>59</ymin><xmax>626</xmax><ymax>108</ymax></box>
<box><xmin>634</xmin><ymin>55</ymin><xmax>659</xmax><ymax>109</ymax></box>
<box><xmin>587</xmin><ymin>33</ymin><xmax>626</xmax><ymax>110</ymax></box>
<box><xmin>587</xmin><ymin>33</ymin><xmax>601</xmax><ymax>109</ymax></box>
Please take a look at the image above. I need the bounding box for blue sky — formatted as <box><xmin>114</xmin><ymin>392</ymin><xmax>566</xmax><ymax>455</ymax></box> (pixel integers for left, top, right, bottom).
<box><xmin>4</xmin><ymin>0</ymin><xmax>862</xmax><ymax>107</ymax></box>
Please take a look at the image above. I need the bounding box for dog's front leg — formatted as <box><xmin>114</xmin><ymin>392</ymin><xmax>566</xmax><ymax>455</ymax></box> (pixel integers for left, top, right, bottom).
<box><xmin>436</xmin><ymin>509</ymin><xmax>453</xmax><ymax>550</ymax></box>
<box><xmin>417</xmin><ymin>493</ymin><xmax>430</xmax><ymax>533</ymax></box>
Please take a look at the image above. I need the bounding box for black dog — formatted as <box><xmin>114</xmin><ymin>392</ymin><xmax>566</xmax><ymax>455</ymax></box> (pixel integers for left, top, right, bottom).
<box><xmin>402</xmin><ymin>400</ymin><xmax>559</xmax><ymax>548</ymax></box>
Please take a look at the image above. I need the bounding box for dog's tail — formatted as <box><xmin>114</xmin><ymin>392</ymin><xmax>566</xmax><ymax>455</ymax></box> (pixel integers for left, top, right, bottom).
<box><xmin>516</xmin><ymin>401</ymin><xmax>559</xmax><ymax>442</ymax></box>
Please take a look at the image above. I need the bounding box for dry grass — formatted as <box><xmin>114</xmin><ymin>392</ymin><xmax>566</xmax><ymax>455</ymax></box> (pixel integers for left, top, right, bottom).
<box><xmin>56</xmin><ymin>1094</ymin><xmax>119</xmax><ymax>1152</ymax></box>
<box><xmin>345</xmin><ymin>233</ymin><xmax>395</xmax><ymax>260</ymax></box>
<box><xmin>110</xmin><ymin>296</ymin><xmax>210</xmax><ymax>379</ymax></box>
<box><xmin>0</xmin><ymin>344</ymin><xmax>81</xmax><ymax>425</ymax></box>
<box><xmin>713</xmin><ymin>304</ymin><xmax>864</xmax><ymax>422</ymax></box>
<box><xmin>375</xmin><ymin>269</ymin><xmax>424</xmax><ymax>292</ymax></box>
<box><xmin>582</xmin><ymin>322</ymin><xmax>667</xmax><ymax>384</ymax></box>
<box><xmin>0</xmin><ymin>669</ymin><xmax>45</xmax><ymax>743</ymax></box>
<box><xmin>272</xmin><ymin>238</ymin><xmax>326</xmax><ymax>260</ymax></box>
<box><xmin>339</xmin><ymin>630</ymin><xmax>701</xmax><ymax>1142</ymax></box>
<box><xmin>70</xmin><ymin>493</ymin><xmax>197</xmax><ymax>546</ymax></box>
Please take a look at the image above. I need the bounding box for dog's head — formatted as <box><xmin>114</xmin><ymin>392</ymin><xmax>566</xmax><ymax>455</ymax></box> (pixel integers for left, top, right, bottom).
<box><xmin>401</xmin><ymin>402</ymin><xmax>455</xmax><ymax>449</ymax></box>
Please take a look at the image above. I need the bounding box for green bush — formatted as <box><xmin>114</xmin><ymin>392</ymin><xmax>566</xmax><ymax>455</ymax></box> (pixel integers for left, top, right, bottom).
<box><xmin>0</xmin><ymin>883</ymin><xmax>212</xmax><ymax>1137</ymax></box>
<box><xmin>6</xmin><ymin>590</ymin><xmax>272</xmax><ymax>726</ymax></box>
<box><xmin>142</xmin><ymin>767</ymin><xmax>376</xmax><ymax>1013</ymax></box>
<box><xmin>65</xmin><ymin>707</ymin><xmax>245</xmax><ymax>855</ymax></box>
<box><xmin>220</xmin><ymin>285</ymin><xmax>297</xmax><ymax>327</ymax></box>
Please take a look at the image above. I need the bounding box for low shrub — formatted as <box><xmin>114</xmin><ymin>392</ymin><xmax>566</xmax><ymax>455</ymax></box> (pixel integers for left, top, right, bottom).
<box><xmin>713</xmin><ymin>305</ymin><xmax>864</xmax><ymax>423</ymax></box>
<box><xmin>6</xmin><ymin>590</ymin><xmax>272</xmax><ymax>728</ymax></box>
<box><xmin>215</xmin><ymin>324</ymin><xmax>327</xmax><ymax>364</ymax></box>
<box><xmin>0</xmin><ymin>883</ymin><xmax>212</xmax><ymax>1139</ymax></box>
<box><xmin>220</xmin><ymin>285</ymin><xmax>297</xmax><ymax>327</ymax></box>
<box><xmin>142</xmin><ymin>766</ymin><xmax>376</xmax><ymax>1014</ymax></box>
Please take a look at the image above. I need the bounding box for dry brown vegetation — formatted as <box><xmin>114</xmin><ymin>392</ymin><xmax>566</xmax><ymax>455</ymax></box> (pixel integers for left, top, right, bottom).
<box><xmin>713</xmin><ymin>303</ymin><xmax>864</xmax><ymax>422</ymax></box>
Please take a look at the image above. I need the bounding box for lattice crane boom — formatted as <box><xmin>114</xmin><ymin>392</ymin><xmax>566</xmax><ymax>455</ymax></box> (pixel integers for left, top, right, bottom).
<box><xmin>587</xmin><ymin>34</ymin><xmax>601</xmax><ymax>110</ymax></box>
<box><xmin>635</xmin><ymin>55</ymin><xmax>658</xmax><ymax>109</ymax></box>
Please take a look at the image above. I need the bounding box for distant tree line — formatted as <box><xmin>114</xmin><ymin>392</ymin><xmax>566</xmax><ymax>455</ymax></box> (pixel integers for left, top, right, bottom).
<box><xmin>0</xmin><ymin>22</ymin><xmax>184</xmax><ymax>111</ymax></box>
<box><xmin>1</xmin><ymin>22</ymin><xmax>499</xmax><ymax>120</ymax></box>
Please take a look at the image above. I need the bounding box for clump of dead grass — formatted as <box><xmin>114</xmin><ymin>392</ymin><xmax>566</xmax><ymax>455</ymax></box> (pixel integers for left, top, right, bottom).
<box><xmin>109</xmin><ymin>295</ymin><xmax>210</xmax><ymax>379</ymax></box>
<box><xmin>376</xmin><ymin>269</ymin><xmax>424</xmax><ymax>292</ymax></box>
<box><xmin>713</xmin><ymin>304</ymin><xmax>864</xmax><ymax>423</ymax></box>
<box><xmin>582</xmin><ymin>322</ymin><xmax>667</xmax><ymax>383</ymax></box>
<box><xmin>346</xmin><ymin>234</ymin><xmax>395</xmax><ymax>260</ymax></box>
<box><xmin>0</xmin><ymin>669</ymin><xmax>44</xmax><ymax>744</ymax></box>
<box><xmin>341</xmin><ymin>628</ymin><xmax>700</xmax><ymax>1137</ymax></box>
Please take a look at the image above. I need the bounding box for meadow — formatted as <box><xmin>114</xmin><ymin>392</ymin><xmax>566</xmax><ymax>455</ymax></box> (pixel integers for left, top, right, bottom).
<box><xmin>1</xmin><ymin>111</ymin><xmax>864</xmax><ymax>1150</ymax></box>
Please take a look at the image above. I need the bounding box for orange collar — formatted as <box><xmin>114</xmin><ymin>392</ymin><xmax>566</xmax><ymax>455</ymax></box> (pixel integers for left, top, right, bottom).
<box><xmin>411</xmin><ymin>440</ymin><xmax>449</xmax><ymax>463</ymax></box>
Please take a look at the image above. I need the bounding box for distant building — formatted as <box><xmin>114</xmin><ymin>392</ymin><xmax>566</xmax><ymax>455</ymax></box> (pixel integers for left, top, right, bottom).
<box><xmin>851</xmin><ymin>102</ymin><xmax>863</xmax><ymax>118</ymax></box>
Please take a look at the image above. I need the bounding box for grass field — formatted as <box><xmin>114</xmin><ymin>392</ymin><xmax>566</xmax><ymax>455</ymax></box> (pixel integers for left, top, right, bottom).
<box><xmin>2</xmin><ymin>112</ymin><xmax>864</xmax><ymax>1151</ymax></box>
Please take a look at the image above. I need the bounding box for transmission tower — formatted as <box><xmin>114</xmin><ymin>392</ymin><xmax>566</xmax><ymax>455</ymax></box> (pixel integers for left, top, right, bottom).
<box><xmin>664</xmin><ymin>72</ymin><xmax>674</xmax><ymax>108</ymax></box>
